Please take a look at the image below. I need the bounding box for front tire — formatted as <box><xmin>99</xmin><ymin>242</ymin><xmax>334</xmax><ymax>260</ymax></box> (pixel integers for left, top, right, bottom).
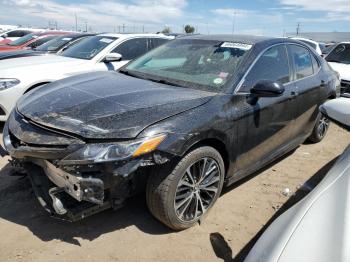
<box><xmin>308</xmin><ymin>112</ymin><xmax>330</xmax><ymax>143</ymax></box>
<box><xmin>146</xmin><ymin>146</ymin><xmax>225</xmax><ymax>230</ymax></box>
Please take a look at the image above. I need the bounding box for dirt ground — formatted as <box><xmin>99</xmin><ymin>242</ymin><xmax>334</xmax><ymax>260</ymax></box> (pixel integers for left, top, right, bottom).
<box><xmin>0</xmin><ymin>123</ymin><xmax>349</xmax><ymax>262</ymax></box>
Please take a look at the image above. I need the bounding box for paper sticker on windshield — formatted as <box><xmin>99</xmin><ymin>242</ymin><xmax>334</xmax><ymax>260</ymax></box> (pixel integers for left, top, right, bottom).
<box><xmin>62</xmin><ymin>38</ymin><xmax>72</xmax><ymax>41</ymax></box>
<box><xmin>221</xmin><ymin>42</ymin><xmax>252</xmax><ymax>50</ymax></box>
<box><xmin>213</xmin><ymin>78</ymin><xmax>224</xmax><ymax>85</ymax></box>
<box><xmin>99</xmin><ymin>38</ymin><xmax>114</xmax><ymax>44</ymax></box>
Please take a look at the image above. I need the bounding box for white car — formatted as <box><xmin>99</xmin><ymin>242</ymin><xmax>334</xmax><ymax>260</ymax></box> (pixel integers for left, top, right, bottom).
<box><xmin>291</xmin><ymin>37</ymin><xmax>323</xmax><ymax>56</ymax></box>
<box><xmin>325</xmin><ymin>42</ymin><xmax>350</xmax><ymax>97</ymax></box>
<box><xmin>0</xmin><ymin>28</ymin><xmax>45</xmax><ymax>42</ymax></box>
<box><xmin>246</xmin><ymin>98</ymin><xmax>350</xmax><ymax>262</ymax></box>
<box><xmin>0</xmin><ymin>33</ymin><xmax>173</xmax><ymax>121</ymax></box>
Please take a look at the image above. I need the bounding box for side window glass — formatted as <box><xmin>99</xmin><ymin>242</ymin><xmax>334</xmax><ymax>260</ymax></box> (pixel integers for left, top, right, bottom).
<box><xmin>7</xmin><ymin>30</ymin><xmax>30</xmax><ymax>37</ymax></box>
<box><xmin>112</xmin><ymin>38</ymin><xmax>148</xmax><ymax>60</ymax></box>
<box><xmin>27</xmin><ymin>36</ymin><xmax>55</xmax><ymax>48</ymax></box>
<box><xmin>311</xmin><ymin>54</ymin><xmax>320</xmax><ymax>73</ymax></box>
<box><xmin>151</xmin><ymin>38</ymin><xmax>169</xmax><ymax>49</ymax></box>
<box><xmin>241</xmin><ymin>45</ymin><xmax>290</xmax><ymax>92</ymax></box>
<box><xmin>290</xmin><ymin>45</ymin><xmax>313</xmax><ymax>79</ymax></box>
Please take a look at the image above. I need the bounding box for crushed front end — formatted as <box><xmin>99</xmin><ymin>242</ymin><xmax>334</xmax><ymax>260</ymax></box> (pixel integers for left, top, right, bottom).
<box><xmin>1</xmin><ymin>110</ymin><xmax>172</xmax><ymax>221</ymax></box>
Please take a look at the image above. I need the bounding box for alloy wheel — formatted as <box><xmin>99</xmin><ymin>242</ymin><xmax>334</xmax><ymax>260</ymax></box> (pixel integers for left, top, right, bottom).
<box><xmin>174</xmin><ymin>157</ymin><xmax>221</xmax><ymax>222</ymax></box>
<box><xmin>317</xmin><ymin>116</ymin><xmax>330</xmax><ymax>138</ymax></box>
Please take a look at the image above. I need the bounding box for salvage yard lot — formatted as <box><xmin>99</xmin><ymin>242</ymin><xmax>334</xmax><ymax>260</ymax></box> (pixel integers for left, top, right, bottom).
<box><xmin>0</xmin><ymin>123</ymin><xmax>349</xmax><ymax>262</ymax></box>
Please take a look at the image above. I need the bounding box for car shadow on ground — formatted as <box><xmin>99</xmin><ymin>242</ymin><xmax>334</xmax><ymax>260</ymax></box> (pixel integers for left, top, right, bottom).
<box><xmin>0</xmin><ymin>164</ymin><xmax>172</xmax><ymax>246</ymax></box>
<box><xmin>210</xmin><ymin>157</ymin><xmax>338</xmax><ymax>262</ymax></box>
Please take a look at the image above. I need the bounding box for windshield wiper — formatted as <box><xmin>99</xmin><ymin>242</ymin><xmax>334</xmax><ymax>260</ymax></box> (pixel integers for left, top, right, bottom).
<box><xmin>147</xmin><ymin>78</ymin><xmax>184</xmax><ymax>87</ymax></box>
<box><xmin>119</xmin><ymin>69</ymin><xmax>184</xmax><ymax>87</ymax></box>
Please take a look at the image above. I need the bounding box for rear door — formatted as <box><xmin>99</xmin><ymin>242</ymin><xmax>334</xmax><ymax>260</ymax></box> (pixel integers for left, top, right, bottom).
<box><xmin>287</xmin><ymin>44</ymin><xmax>324</xmax><ymax>139</ymax></box>
<box><xmin>233</xmin><ymin>44</ymin><xmax>298</xmax><ymax>174</ymax></box>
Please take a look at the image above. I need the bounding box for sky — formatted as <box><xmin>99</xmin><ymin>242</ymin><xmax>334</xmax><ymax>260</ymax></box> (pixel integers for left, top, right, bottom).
<box><xmin>1</xmin><ymin>0</ymin><xmax>350</xmax><ymax>36</ymax></box>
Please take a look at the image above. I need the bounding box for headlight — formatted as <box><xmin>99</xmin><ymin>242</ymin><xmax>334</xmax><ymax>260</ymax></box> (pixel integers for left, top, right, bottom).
<box><xmin>59</xmin><ymin>134</ymin><xmax>166</xmax><ymax>165</ymax></box>
<box><xmin>0</xmin><ymin>78</ymin><xmax>20</xmax><ymax>91</ymax></box>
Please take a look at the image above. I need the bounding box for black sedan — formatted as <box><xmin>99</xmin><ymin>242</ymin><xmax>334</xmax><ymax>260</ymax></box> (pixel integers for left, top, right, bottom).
<box><xmin>0</xmin><ymin>33</ymin><xmax>95</xmax><ymax>60</ymax></box>
<box><xmin>1</xmin><ymin>35</ymin><xmax>339</xmax><ymax>230</ymax></box>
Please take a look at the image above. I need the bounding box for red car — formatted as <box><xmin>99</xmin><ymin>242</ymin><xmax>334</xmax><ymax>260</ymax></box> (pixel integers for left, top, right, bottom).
<box><xmin>0</xmin><ymin>31</ymin><xmax>70</xmax><ymax>52</ymax></box>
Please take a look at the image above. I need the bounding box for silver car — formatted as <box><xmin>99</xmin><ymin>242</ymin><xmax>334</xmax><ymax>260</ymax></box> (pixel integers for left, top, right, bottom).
<box><xmin>246</xmin><ymin>98</ymin><xmax>350</xmax><ymax>262</ymax></box>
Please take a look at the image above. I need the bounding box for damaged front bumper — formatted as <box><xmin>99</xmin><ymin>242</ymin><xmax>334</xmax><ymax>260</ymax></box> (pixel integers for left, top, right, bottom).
<box><xmin>2</xmin><ymin>113</ymin><xmax>175</xmax><ymax>221</ymax></box>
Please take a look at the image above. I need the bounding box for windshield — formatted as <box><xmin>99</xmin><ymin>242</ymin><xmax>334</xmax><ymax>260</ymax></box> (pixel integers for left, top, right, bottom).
<box><xmin>124</xmin><ymin>39</ymin><xmax>250</xmax><ymax>91</ymax></box>
<box><xmin>35</xmin><ymin>35</ymin><xmax>77</xmax><ymax>51</ymax></box>
<box><xmin>8</xmin><ymin>33</ymin><xmax>38</xmax><ymax>46</ymax></box>
<box><xmin>326</xmin><ymin>43</ymin><xmax>350</xmax><ymax>64</ymax></box>
<box><xmin>60</xmin><ymin>35</ymin><xmax>117</xmax><ymax>60</ymax></box>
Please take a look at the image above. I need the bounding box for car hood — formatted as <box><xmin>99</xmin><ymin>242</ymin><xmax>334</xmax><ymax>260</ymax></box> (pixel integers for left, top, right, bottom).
<box><xmin>17</xmin><ymin>71</ymin><xmax>215</xmax><ymax>139</ymax></box>
<box><xmin>328</xmin><ymin>62</ymin><xmax>350</xmax><ymax>81</ymax></box>
<box><xmin>246</xmin><ymin>144</ymin><xmax>350</xmax><ymax>262</ymax></box>
<box><xmin>0</xmin><ymin>45</ymin><xmax>23</xmax><ymax>51</ymax></box>
<box><xmin>0</xmin><ymin>50</ymin><xmax>42</xmax><ymax>60</ymax></box>
<box><xmin>0</xmin><ymin>54</ymin><xmax>87</xmax><ymax>76</ymax></box>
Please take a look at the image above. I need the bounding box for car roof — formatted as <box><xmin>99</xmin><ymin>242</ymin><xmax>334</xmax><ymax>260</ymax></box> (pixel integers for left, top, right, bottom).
<box><xmin>57</xmin><ymin>33</ymin><xmax>96</xmax><ymax>38</ymax></box>
<box><xmin>97</xmin><ymin>33</ymin><xmax>173</xmax><ymax>39</ymax></box>
<box><xmin>291</xmin><ymin>37</ymin><xmax>319</xmax><ymax>45</ymax></box>
<box><xmin>178</xmin><ymin>34</ymin><xmax>273</xmax><ymax>44</ymax></box>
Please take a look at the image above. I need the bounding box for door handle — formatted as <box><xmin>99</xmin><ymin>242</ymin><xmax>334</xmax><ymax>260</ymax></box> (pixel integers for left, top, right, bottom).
<box><xmin>289</xmin><ymin>91</ymin><xmax>298</xmax><ymax>99</ymax></box>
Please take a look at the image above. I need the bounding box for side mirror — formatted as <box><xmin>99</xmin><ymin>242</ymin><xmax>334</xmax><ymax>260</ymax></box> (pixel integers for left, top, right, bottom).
<box><xmin>250</xmin><ymin>80</ymin><xmax>285</xmax><ymax>97</ymax></box>
<box><xmin>104</xmin><ymin>53</ymin><xmax>122</xmax><ymax>63</ymax></box>
<box><xmin>2</xmin><ymin>33</ymin><xmax>7</xmax><ymax>39</ymax></box>
<box><xmin>320</xmin><ymin>98</ymin><xmax>350</xmax><ymax>131</ymax></box>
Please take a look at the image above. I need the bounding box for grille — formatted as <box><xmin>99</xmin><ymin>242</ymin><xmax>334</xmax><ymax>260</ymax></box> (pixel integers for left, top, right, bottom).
<box><xmin>341</xmin><ymin>80</ymin><xmax>350</xmax><ymax>94</ymax></box>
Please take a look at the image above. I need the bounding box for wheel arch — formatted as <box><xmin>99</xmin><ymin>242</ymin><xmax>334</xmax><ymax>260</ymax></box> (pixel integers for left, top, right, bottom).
<box><xmin>24</xmin><ymin>82</ymin><xmax>50</xmax><ymax>94</ymax></box>
<box><xmin>182</xmin><ymin>137</ymin><xmax>230</xmax><ymax>177</ymax></box>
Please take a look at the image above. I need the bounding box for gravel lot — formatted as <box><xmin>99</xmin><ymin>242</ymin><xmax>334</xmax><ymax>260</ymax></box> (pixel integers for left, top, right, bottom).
<box><xmin>0</xmin><ymin>122</ymin><xmax>349</xmax><ymax>262</ymax></box>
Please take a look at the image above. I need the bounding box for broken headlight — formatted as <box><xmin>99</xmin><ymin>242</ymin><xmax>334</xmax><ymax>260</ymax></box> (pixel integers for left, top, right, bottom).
<box><xmin>59</xmin><ymin>134</ymin><xmax>166</xmax><ymax>165</ymax></box>
<box><xmin>0</xmin><ymin>78</ymin><xmax>20</xmax><ymax>91</ymax></box>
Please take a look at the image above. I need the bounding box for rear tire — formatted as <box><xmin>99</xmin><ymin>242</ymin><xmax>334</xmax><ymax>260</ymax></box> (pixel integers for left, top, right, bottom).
<box><xmin>308</xmin><ymin>112</ymin><xmax>330</xmax><ymax>143</ymax></box>
<box><xmin>146</xmin><ymin>146</ymin><xmax>225</xmax><ymax>230</ymax></box>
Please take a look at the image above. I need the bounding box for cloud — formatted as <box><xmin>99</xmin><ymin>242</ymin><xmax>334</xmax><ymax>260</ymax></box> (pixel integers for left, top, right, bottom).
<box><xmin>0</xmin><ymin>0</ymin><xmax>188</xmax><ymax>31</ymax></box>
<box><xmin>280</xmin><ymin>0</ymin><xmax>350</xmax><ymax>12</ymax></box>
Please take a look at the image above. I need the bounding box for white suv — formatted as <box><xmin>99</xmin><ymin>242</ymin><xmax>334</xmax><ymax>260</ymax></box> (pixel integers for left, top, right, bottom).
<box><xmin>0</xmin><ymin>33</ymin><xmax>173</xmax><ymax>121</ymax></box>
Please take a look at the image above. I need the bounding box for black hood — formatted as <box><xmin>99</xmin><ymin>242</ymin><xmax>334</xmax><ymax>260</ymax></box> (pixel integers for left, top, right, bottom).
<box><xmin>17</xmin><ymin>71</ymin><xmax>215</xmax><ymax>139</ymax></box>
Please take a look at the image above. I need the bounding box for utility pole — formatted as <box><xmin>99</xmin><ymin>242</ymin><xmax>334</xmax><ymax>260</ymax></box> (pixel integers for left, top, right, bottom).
<box><xmin>122</xmin><ymin>23</ymin><xmax>125</xmax><ymax>33</ymax></box>
<box><xmin>84</xmin><ymin>21</ymin><xmax>87</xmax><ymax>32</ymax></box>
<box><xmin>75</xmin><ymin>13</ymin><xmax>78</xmax><ymax>31</ymax></box>
<box><xmin>296</xmin><ymin>22</ymin><xmax>301</xmax><ymax>36</ymax></box>
<box><xmin>232</xmin><ymin>10</ymin><xmax>237</xmax><ymax>34</ymax></box>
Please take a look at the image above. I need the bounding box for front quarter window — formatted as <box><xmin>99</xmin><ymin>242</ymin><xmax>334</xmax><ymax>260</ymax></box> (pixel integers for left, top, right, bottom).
<box><xmin>124</xmin><ymin>39</ymin><xmax>250</xmax><ymax>91</ymax></box>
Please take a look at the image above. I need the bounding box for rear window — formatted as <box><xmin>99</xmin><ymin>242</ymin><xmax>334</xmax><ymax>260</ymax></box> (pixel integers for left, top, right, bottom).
<box><xmin>8</xmin><ymin>33</ymin><xmax>38</xmax><ymax>46</ymax></box>
<box><xmin>326</xmin><ymin>43</ymin><xmax>350</xmax><ymax>65</ymax></box>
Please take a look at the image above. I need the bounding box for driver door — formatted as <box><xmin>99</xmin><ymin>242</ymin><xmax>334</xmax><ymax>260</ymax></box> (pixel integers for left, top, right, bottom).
<box><xmin>233</xmin><ymin>44</ymin><xmax>298</xmax><ymax>175</ymax></box>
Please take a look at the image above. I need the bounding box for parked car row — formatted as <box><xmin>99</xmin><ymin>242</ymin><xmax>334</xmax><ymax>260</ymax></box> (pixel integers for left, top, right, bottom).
<box><xmin>0</xmin><ymin>33</ymin><xmax>95</xmax><ymax>60</ymax></box>
<box><xmin>0</xmin><ymin>33</ymin><xmax>173</xmax><ymax>121</ymax></box>
<box><xmin>0</xmin><ymin>27</ymin><xmax>45</xmax><ymax>43</ymax></box>
<box><xmin>0</xmin><ymin>33</ymin><xmax>340</xmax><ymax>231</ymax></box>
